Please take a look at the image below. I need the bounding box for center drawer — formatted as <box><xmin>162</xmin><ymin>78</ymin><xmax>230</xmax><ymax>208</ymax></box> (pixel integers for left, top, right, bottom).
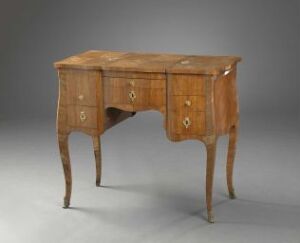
<box><xmin>104</xmin><ymin>77</ymin><xmax>150</xmax><ymax>88</ymax></box>
<box><xmin>103</xmin><ymin>77</ymin><xmax>166</xmax><ymax>111</ymax></box>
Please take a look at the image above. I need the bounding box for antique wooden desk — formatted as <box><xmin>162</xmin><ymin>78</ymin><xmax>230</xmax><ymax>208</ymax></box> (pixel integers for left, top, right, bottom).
<box><xmin>54</xmin><ymin>50</ymin><xmax>241</xmax><ymax>223</ymax></box>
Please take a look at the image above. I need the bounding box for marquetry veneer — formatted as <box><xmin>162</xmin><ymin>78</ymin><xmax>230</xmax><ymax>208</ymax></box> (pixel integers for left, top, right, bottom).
<box><xmin>54</xmin><ymin>50</ymin><xmax>241</xmax><ymax>223</ymax></box>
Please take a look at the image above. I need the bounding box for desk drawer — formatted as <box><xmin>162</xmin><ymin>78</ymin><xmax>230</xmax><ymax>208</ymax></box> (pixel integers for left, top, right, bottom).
<box><xmin>132</xmin><ymin>79</ymin><xmax>166</xmax><ymax>110</ymax></box>
<box><xmin>104</xmin><ymin>77</ymin><xmax>166</xmax><ymax>111</ymax></box>
<box><xmin>104</xmin><ymin>77</ymin><xmax>133</xmax><ymax>111</ymax></box>
<box><xmin>168</xmin><ymin>74</ymin><xmax>205</xmax><ymax>95</ymax></box>
<box><xmin>168</xmin><ymin>95</ymin><xmax>205</xmax><ymax>112</ymax></box>
<box><xmin>104</xmin><ymin>85</ymin><xmax>134</xmax><ymax>111</ymax></box>
<box><xmin>62</xmin><ymin>70</ymin><xmax>99</xmax><ymax>106</ymax></box>
<box><xmin>104</xmin><ymin>77</ymin><xmax>165</xmax><ymax>89</ymax></box>
<box><xmin>169</xmin><ymin>111</ymin><xmax>206</xmax><ymax>135</ymax></box>
<box><xmin>67</xmin><ymin>105</ymin><xmax>98</xmax><ymax>129</ymax></box>
<box><xmin>104</xmin><ymin>77</ymin><xmax>152</xmax><ymax>88</ymax></box>
<box><xmin>103</xmin><ymin>71</ymin><xmax>166</xmax><ymax>80</ymax></box>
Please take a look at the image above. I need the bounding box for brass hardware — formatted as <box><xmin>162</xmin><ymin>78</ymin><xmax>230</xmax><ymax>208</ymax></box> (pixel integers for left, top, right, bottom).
<box><xmin>180</xmin><ymin>60</ymin><xmax>190</xmax><ymax>65</ymax></box>
<box><xmin>185</xmin><ymin>100</ymin><xmax>191</xmax><ymax>106</ymax></box>
<box><xmin>79</xmin><ymin>111</ymin><xmax>87</xmax><ymax>122</ymax></box>
<box><xmin>108</xmin><ymin>57</ymin><xmax>118</xmax><ymax>61</ymax></box>
<box><xmin>128</xmin><ymin>90</ymin><xmax>136</xmax><ymax>102</ymax></box>
<box><xmin>78</xmin><ymin>94</ymin><xmax>84</xmax><ymax>101</ymax></box>
<box><xmin>183</xmin><ymin>117</ymin><xmax>191</xmax><ymax>129</ymax></box>
<box><xmin>129</xmin><ymin>80</ymin><xmax>135</xmax><ymax>87</ymax></box>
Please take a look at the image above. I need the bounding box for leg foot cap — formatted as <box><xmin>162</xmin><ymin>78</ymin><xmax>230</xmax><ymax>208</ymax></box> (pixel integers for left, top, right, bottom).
<box><xmin>96</xmin><ymin>180</ymin><xmax>101</xmax><ymax>187</ymax></box>
<box><xmin>207</xmin><ymin>211</ymin><xmax>214</xmax><ymax>223</ymax></box>
<box><xmin>229</xmin><ymin>191</ymin><xmax>236</xmax><ymax>199</ymax></box>
<box><xmin>63</xmin><ymin>198</ymin><xmax>70</xmax><ymax>208</ymax></box>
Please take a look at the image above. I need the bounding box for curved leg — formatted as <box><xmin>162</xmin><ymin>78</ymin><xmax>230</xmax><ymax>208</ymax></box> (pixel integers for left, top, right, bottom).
<box><xmin>92</xmin><ymin>136</ymin><xmax>102</xmax><ymax>187</ymax></box>
<box><xmin>205</xmin><ymin>137</ymin><xmax>217</xmax><ymax>223</ymax></box>
<box><xmin>226</xmin><ymin>125</ymin><xmax>238</xmax><ymax>199</ymax></box>
<box><xmin>58</xmin><ymin>133</ymin><xmax>72</xmax><ymax>208</ymax></box>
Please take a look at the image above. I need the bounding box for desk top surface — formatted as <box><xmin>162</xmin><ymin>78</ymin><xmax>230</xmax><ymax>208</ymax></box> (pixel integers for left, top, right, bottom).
<box><xmin>54</xmin><ymin>50</ymin><xmax>241</xmax><ymax>75</ymax></box>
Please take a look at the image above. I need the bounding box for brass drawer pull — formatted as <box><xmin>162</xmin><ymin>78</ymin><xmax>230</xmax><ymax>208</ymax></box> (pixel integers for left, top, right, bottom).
<box><xmin>129</xmin><ymin>80</ymin><xmax>135</xmax><ymax>87</ymax></box>
<box><xmin>80</xmin><ymin>111</ymin><xmax>87</xmax><ymax>122</ymax></box>
<box><xmin>78</xmin><ymin>94</ymin><xmax>84</xmax><ymax>101</ymax></box>
<box><xmin>128</xmin><ymin>90</ymin><xmax>136</xmax><ymax>102</ymax></box>
<box><xmin>185</xmin><ymin>100</ymin><xmax>191</xmax><ymax>106</ymax></box>
<box><xmin>183</xmin><ymin>117</ymin><xmax>191</xmax><ymax>129</ymax></box>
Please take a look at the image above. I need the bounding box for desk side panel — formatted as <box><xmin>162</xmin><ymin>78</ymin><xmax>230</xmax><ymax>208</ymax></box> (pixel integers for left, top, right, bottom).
<box><xmin>56</xmin><ymin>68</ymin><xmax>104</xmax><ymax>136</ymax></box>
<box><xmin>214</xmin><ymin>67</ymin><xmax>239</xmax><ymax>135</ymax></box>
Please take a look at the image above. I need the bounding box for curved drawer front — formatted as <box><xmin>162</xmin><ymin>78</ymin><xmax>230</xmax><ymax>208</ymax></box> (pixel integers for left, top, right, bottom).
<box><xmin>168</xmin><ymin>95</ymin><xmax>205</xmax><ymax>112</ymax></box>
<box><xmin>168</xmin><ymin>111</ymin><xmax>206</xmax><ymax>135</ymax></box>
<box><xmin>103</xmin><ymin>77</ymin><xmax>133</xmax><ymax>111</ymax></box>
<box><xmin>104</xmin><ymin>77</ymin><xmax>166</xmax><ymax>112</ymax></box>
<box><xmin>134</xmin><ymin>80</ymin><xmax>166</xmax><ymax>111</ymax></box>
<box><xmin>104</xmin><ymin>86</ymin><xmax>134</xmax><ymax>111</ymax></box>
<box><xmin>168</xmin><ymin>74</ymin><xmax>205</xmax><ymax>95</ymax></box>
<box><xmin>104</xmin><ymin>77</ymin><xmax>150</xmax><ymax>88</ymax></box>
<box><xmin>67</xmin><ymin>105</ymin><xmax>98</xmax><ymax>129</ymax></box>
<box><xmin>60</xmin><ymin>69</ymin><xmax>99</xmax><ymax>106</ymax></box>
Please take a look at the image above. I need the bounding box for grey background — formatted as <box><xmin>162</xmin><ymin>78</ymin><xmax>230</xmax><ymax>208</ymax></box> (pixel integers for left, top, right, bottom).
<box><xmin>0</xmin><ymin>1</ymin><xmax>299</xmax><ymax>243</ymax></box>
<box><xmin>0</xmin><ymin>0</ymin><xmax>299</xmax><ymax>119</ymax></box>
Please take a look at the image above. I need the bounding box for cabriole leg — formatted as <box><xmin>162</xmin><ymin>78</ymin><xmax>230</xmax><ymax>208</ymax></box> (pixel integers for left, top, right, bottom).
<box><xmin>226</xmin><ymin>125</ymin><xmax>238</xmax><ymax>199</ymax></box>
<box><xmin>92</xmin><ymin>136</ymin><xmax>102</xmax><ymax>187</ymax></box>
<box><xmin>205</xmin><ymin>137</ymin><xmax>217</xmax><ymax>223</ymax></box>
<box><xmin>58</xmin><ymin>133</ymin><xmax>72</xmax><ymax>208</ymax></box>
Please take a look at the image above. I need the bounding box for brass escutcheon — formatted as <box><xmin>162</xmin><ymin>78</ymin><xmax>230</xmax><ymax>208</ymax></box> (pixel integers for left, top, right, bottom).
<box><xmin>80</xmin><ymin>111</ymin><xmax>87</xmax><ymax>122</ymax></box>
<box><xmin>183</xmin><ymin>117</ymin><xmax>191</xmax><ymax>129</ymax></box>
<box><xmin>128</xmin><ymin>90</ymin><xmax>136</xmax><ymax>102</ymax></box>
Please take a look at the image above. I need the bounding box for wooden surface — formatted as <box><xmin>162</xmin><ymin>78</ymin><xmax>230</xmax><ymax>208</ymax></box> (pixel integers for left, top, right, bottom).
<box><xmin>54</xmin><ymin>50</ymin><xmax>241</xmax><ymax>223</ymax></box>
<box><xmin>54</xmin><ymin>50</ymin><xmax>241</xmax><ymax>75</ymax></box>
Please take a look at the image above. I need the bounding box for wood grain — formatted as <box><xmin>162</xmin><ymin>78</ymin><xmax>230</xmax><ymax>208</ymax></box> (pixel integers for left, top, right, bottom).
<box><xmin>168</xmin><ymin>111</ymin><xmax>206</xmax><ymax>135</ymax></box>
<box><xmin>167</xmin><ymin>74</ymin><xmax>205</xmax><ymax>95</ymax></box>
<box><xmin>104</xmin><ymin>77</ymin><xmax>134</xmax><ymax>112</ymax></box>
<box><xmin>92</xmin><ymin>136</ymin><xmax>102</xmax><ymax>187</ymax></box>
<box><xmin>67</xmin><ymin>105</ymin><xmax>98</xmax><ymax>129</ymax></box>
<box><xmin>64</xmin><ymin>69</ymin><xmax>98</xmax><ymax>106</ymax></box>
<box><xmin>168</xmin><ymin>95</ymin><xmax>205</xmax><ymax>112</ymax></box>
<box><xmin>214</xmin><ymin>67</ymin><xmax>238</xmax><ymax>135</ymax></box>
<box><xmin>205</xmin><ymin>137</ymin><xmax>217</xmax><ymax>223</ymax></box>
<box><xmin>54</xmin><ymin>50</ymin><xmax>241</xmax><ymax>222</ymax></box>
<box><xmin>167</xmin><ymin>55</ymin><xmax>241</xmax><ymax>75</ymax></box>
<box><xmin>101</xmin><ymin>52</ymin><xmax>185</xmax><ymax>73</ymax></box>
<box><xmin>58</xmin><ymin>134</ymin><xmax>72</xmax><ymax>208</ymax></box>
<box><xmin>103</xmin><ymin>71</ymin><xmax>166</xmax><ymax>80</ymax></box>
<box><xmin>54</xmin><ymin>50</ymin><xmax>241</xmax><ymax>75</ymax></box>
<box><xmin>104</xmin><ymin>76</ymin><xmax>166</xmax><ymax>113</ymax></box>
<box><xmin>227</xmin><ymin>121</ymin><xmax>239</xmax><ymax>199</ymax></box>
